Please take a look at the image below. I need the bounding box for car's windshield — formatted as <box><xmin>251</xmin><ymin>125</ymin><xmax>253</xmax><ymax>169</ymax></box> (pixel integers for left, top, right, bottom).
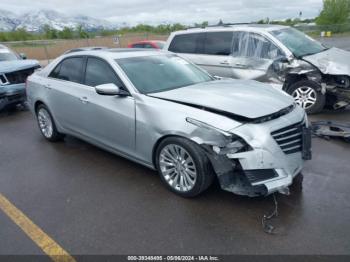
<box><xmin>116</xmin><ymin>54</ymin><xmax>213</xmax><ymax>94</ymax></box>
<box><xmin>0</xmin><ymin>50</ymin><xmax>19</xmax><ymax>61</ymax></box>
<box><xmin>271</xmin><ymin>28</ymin><xmax>327</xmax><ymax>57</ymax></box>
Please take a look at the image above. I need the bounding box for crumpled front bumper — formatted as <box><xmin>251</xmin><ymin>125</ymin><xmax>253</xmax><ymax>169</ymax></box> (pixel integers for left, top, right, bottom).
<box><xmin>0</xmin><ymin>83</ymin><xmax>26</xmax><ymax>110</ymax></box>
<box><xmin>212</xmin><ymin>106</ymin><xmax>310</xmax><ymax>197</ymax></box>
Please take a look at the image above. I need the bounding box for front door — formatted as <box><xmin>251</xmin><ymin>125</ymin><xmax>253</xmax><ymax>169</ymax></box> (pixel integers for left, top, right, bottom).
<box><xmin>231</xmin><ymin>31</ymin><xmax>285</xmax><ymax>82</ymax></box>
<box><xmin>80</xmin><ymin>57</ymin><xmax>136</xmax><ymax>155</ymax></box>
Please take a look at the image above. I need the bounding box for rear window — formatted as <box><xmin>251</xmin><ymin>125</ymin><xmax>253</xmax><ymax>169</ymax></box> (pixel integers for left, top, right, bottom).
<box><xmin>131</xmin><ymin>43</ymin><xmax>144</xmax><ymax>48</ymax></box>
<box><xmin>49</xmin><ymin>57</ymin><xmax>84</xmax><ymax>83</ymax></box>
<box><xmin>168</xmin><ymin>33</ymin><xmax>204</xmax><ymax>54</ymax></box>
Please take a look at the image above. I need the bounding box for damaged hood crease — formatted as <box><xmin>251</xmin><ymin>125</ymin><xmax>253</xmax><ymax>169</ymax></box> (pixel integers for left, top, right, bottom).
<box><xmin>303</xmin><ymin>47</ymin><xmax>350</xmax><ymax>75</ymax></box>
<box><xmin>0</xmin><ymin>60</ymin><xmax>39</xmax><ymax>74</ymax></box>
<box><xmin>149</xmin><ymin>80</ymin><xmax>294</xmax><ymax>120</ymax></box>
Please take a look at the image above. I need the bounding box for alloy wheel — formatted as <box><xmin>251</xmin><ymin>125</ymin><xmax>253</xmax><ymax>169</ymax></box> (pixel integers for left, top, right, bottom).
<box><xmin>37</xmin><ymin>108</ymin><xmax>53</xmax><ymax>138</ymax></box>
<box><xmin>292</xmin><ymin>86</ymin><xmax>317</xmax><ymax>109</ymax></box>
<box><xmin>159</xmin><ymin>144</ymin><xmax>197</xmax><ymax>192</ymax></box>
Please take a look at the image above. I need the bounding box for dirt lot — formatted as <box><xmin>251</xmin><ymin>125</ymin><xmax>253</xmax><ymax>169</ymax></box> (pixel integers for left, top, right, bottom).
<box><xmin>6</xmin><ymin>34</ymin><xmax>168</xmax><ymax>61</ymax></box>
<box><xmin>4</xmin><ymin>33</ymin><xmax>350</xmax><ymax>62</ymax></box>
<box><xmin>0</xmin><ymin>107</ymin><xmax>349</xmax><ymax>259</ymax></box>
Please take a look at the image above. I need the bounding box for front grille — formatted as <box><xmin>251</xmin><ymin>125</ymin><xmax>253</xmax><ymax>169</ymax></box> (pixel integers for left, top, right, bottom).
<box><xmin>271</xmin><ymin>121</ymin><xmax>304</xmax><ymax>155</ymax></box>
<box><xmin>5</xmin><ymin>67</ymin><xmax>35</xmax><ymax>84</ymax></box>
<box><xmin>0</xmin><ymin>74</ymin><xmax>9</xmax><ymax>85</ymax></box>
<box><xmin>244</xmin><ymin>169</ymin><xmax>279</xmax><ymax>184</ymax></box>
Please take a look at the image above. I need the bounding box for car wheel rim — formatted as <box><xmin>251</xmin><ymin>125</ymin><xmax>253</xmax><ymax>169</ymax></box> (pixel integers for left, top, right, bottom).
<box><xmin>292</xmin><ymin>86</ymin><xmax>317</xmax><ymax>109</ymax></box>
<box><xmin>159</xmin><ymin>144</ymin><xmax>197</xmax><ymax>192</ymax></box>
<box><xmin>37</xmin><ymin>108</ymin><xmax>53</xmax><ymax>138</ymax></box>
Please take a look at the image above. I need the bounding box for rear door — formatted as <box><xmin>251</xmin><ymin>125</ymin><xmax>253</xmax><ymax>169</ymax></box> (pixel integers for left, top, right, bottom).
<box><xmin>47</xmin><ymin>56</ymin><xmax>90</xmax><ymax>136</ymax></box>
<box><xmin>231</xmin><ymin>31</ymin><xmax>285</xmax><ymax>81</ymax></box>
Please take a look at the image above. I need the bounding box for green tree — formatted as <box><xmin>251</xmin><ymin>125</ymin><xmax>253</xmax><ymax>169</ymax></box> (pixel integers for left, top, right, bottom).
<box><xmin>43</xmin><ymin>24</ymin><xmax>58</xmax><ymax>39</ymax></box>
<box><xmin>58</xmin><ymin>27</ymin><xmax>73</xmax><ymax>39</ymax></box>
<box><xmin>77</xmin><ymin>25</ymin><xmax>89</xmax><ymax>38</ymax></box>
<box><xmin>316</xmin><ymin>0</ymin><xmax>350</xmax><ymax>25</ymax></box>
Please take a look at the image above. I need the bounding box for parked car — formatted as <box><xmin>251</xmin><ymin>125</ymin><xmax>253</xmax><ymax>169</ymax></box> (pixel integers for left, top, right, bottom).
<box><xmin>26</xmin><ymin>49</ymin><xmax>311</xmax><ymax>197</ymax></box>
<box><xmin>164</xmin><ymin>24</ymin><xmax>350</xmax><ymax>114</ymax></box>
<box><xmin>128</xmin><ymin>40</ymin><xmax>165</xmax><ymax>49</ymax></box>
<box><xmin>0</xmin><ymin>44</ymin><xmax>40</xmax><ymax>110</ymax></box>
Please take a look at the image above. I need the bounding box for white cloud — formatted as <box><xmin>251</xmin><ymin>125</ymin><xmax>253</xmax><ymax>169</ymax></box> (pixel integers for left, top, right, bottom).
<box><xmin>1</xmin><ymin>0</ymin><xmax>323</xmax><ymax>25</ymax></box>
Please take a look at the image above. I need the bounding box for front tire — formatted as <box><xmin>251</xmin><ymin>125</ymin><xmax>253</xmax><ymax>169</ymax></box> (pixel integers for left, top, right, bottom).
<box><xmin>287</xmin><ymin>80</ymin><xmax>325</xmax><ymax>114</ymax></box>
<box><xmin>155</xmin><ymin>137</ymin><xmax>214</xmax><ymax>198</ymax></box>
<box><xmin>36</xmin><ymin>104</ymin><xmax>64</xmax><ymax>142</ymax></box>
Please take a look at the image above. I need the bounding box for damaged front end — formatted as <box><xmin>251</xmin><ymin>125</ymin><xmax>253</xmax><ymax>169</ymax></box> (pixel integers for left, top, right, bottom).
<box><xmin>186</xmin><ymin>117</ymin><xmax>267</xmax><ymax>197</ymax></box>
<box><xmin>280</xmin><ymin>48</ymin><xmax>350</xmax><ymax>110</ymax></box>
<box><xmin>186</xmin><ymin>103</ymin><xmax>311</xmax><ymax>197</ymax></box>
<box><xmin>0</xmin><ymin>63</ymin><xmax>40</xmax><ymax>110</ymax></box>
<box><xmin>186</xmin><ymin>108</ymin><xmax>311</xmax><ymax>197</ymax></box>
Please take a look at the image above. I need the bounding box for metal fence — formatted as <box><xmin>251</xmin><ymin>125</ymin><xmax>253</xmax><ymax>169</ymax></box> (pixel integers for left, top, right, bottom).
<box><xmin>294</xmin><ymin>23</ymin><xmax>350</xmax><ymax>34</ymax></box>
<box><xmin>2</xmin><ymin>24</ymin><xmax>350</xmax><ymax>63</ymax></box>
<box><xmin>1</xmin><ymin>33</ymin><xmax>169</xmax><ymax>64</ymax></box>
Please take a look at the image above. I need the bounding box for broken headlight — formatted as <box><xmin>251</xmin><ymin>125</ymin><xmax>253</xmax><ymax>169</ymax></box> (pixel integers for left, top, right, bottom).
<box><xmin>334</xmin><ymin>75</ymin><xmax>350</xmax><ymax>89</ymax></box>
<box><xmin>213</xmin><ymin>135</ymin><xmax>252</xmax><ymax>155</ymax></box>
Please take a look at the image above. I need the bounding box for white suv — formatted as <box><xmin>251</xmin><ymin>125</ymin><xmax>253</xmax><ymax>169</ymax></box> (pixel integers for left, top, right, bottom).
<box><xmin>164</xmin><ymin>24</ymin><xmax>350</xmax><ymax>114</ymax></box>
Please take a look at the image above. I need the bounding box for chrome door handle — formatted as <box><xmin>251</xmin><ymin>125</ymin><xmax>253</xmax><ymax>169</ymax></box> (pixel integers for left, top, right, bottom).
<box><xmin>79</xmin><ymin>97</ymin><xmax>89</xmax><ymax>104</ymax></box>
<box><xmin>44</xmin><ymin>84</ymin><xmax>52</xmax><ymax>90</ymax></box>
<box><xmin>220</xmin><ymin>61</ymin><xmax>230</xmax><ymax>65</ymax></box>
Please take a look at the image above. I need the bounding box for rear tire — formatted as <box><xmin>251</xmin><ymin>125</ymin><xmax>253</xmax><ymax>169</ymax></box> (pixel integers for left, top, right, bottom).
<box><xmin>155</xmin><ymin>137</ymin><xmax>214</xmax><ymax>198</ymax></box>
<box><xmin>287</xmin><ymin>80</ymin><xmax>325</xmax><ymax>114</ymax></box>
<box><xmin>36</xmin><ymin>104</ymin><xmax>64</xmax><ymax>142</ymax></box>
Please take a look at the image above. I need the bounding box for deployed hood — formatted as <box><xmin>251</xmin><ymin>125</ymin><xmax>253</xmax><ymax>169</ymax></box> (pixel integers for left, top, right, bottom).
<box><xmin>303</xmin><ymin>47</ymin><xmax>350</xmax><ymax>75</ymax></box>
<box><xmin>0</xmin><ymin>60</ymin><xmax>39</xmax><ymax>74</ymax></box>
<box><xmin>149</xmin><ymin>79</ymin><xmax>294</xmax><ymax>120</ymax></box>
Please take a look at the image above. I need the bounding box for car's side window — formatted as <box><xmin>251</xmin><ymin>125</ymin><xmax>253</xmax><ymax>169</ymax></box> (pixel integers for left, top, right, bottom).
<box><xmin>132</xmin><ymin>43</ymin><xmax>144</xmax><ymax>48</ymax></box>
<box><xmin>168</xmin><ymin>33</ymin><xmax>205</xmax><ymax>54</ymax></box>
<box><xmin>232</xmin><ymin>32</ymin><xmax>284</xmax><ymax>60</ymax></box>
<box><xmin>203</xmin><ymin>32</ymin><xmax>233</xmax><ymax>56</ymax></box>
<box><xmin>49</xmin><ymin>57</ymin><xmax>84</xmax><ymax>83</ymax></box>
<box><xmin>49</xmin><ymin>63</ymin><xmax>61</xmax><ymax>79</ymax></box>
<box><xmin>144</xmin><ymin>43</ymin><xmax>155</xmax><ymax>49</ymax></box>
<box><xmin>84</xmin><ymin>57</ymin><xmax>124</xmax><ymax>88</ymax></box>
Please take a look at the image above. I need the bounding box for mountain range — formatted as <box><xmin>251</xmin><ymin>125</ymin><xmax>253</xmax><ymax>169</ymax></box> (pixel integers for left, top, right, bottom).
<box><xmin>0</xmin><ymin>9</ymin><xmax>116</xmax><ymax>32</ymax></box>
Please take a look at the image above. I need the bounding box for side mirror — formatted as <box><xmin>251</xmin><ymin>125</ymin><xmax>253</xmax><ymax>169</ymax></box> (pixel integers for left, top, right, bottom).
<box><xmin>19</xmin><ymin>53</ymin><xmax>27</xmax><ymax>60</ymax></box>
<box><xmin>95</xmin><ymin>83</ymin><xmax>129</xmax><ymax>96</ymax></box>
<box><xmin>274</xmin><ymin>56</ymin><xmax>290</xmax><ymax>64</ymax></box>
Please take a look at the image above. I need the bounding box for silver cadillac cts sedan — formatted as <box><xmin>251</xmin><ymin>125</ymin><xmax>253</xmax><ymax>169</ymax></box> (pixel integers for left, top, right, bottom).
<box><xmin>26</xmin><ymin>49</ymin><xmax>311</xmax><ymax>198</ymax></box>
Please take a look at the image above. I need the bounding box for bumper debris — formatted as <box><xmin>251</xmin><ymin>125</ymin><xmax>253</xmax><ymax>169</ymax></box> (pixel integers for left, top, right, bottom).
<box><xmin>312</xmin><ymin>121</ymin><xmax>350</xmax><ymax>142</ymax></box>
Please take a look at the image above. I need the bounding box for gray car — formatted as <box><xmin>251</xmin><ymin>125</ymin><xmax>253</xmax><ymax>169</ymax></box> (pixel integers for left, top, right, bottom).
<box><xmin>0</xmin><ymin>44</ymin><xmax>40</xmax><ymax>110</ymax></box>
<box><xmin>26</xmin><ymin>49</ymin><xmax>311</xmax><ymax>197</ymax></box>
<box><xmin>165</xmin><ymin>25</ymin><xmax>350</xmax><ymax>114</ymax></box>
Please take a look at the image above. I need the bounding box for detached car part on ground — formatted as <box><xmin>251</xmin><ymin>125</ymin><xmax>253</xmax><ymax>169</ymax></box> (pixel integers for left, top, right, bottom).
<box><xmin>0</xmin><ymin>44</ymin><xmax>40</xmax><ymax>110</ymax></box>
<box><xmin>26</xmin><ymin>49</ymin><xmax>311</xmax><ymax>197</ymax></box>
<box><xmin>312</xmin><ymin>121</ymin><xmax>350</xmax><ymax>142</ymax></box>
<box><xmin>165</xmin><ymin>25</ymin><xmax>350</xmax><ymax>114</ymax></box>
